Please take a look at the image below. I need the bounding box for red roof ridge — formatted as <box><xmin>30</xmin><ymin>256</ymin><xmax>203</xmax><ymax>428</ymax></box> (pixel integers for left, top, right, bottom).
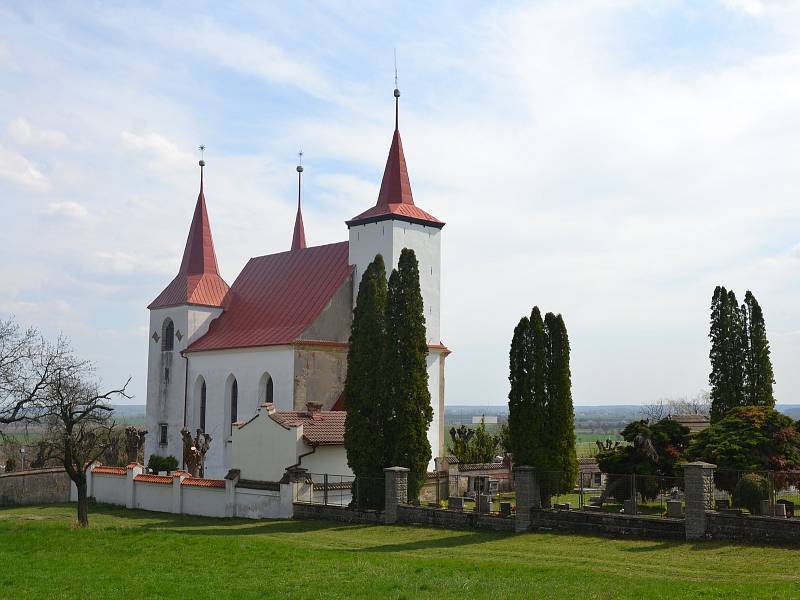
<box><xmin>149</xmin><ymin>165</ymin><xmax>230</xmax><ymax>309</ymax></box>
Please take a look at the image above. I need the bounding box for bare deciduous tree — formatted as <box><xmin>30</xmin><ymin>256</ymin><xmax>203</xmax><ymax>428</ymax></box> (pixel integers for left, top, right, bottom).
<box><xmin>0</xmin><ymin>318</ymin><xmax>64</xmax><ymax>427</ymax></box>
<box><xmin>640</xmin><ymin>390</ymin><xmax>711</xmax><ymax>422</ymax></box>
<box><xmin>38</xmin><ymin>354</ymin><xmax>130</xmax><ymax>527</ymax></box>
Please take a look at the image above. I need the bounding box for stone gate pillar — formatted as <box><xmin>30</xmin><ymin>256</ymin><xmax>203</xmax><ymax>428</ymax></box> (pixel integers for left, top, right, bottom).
<box><xmin>682</xmin><ymin>461</ymin><xmax>716</xmax><ymax>540</ymax></box>
<box><xmin>384</xmin><ymin>467</ymin><xmax>409</xmax><ymax>524</ymax></box>
<box><xmin>514</xmin><ymin>466</ymin><xmax>540</xmax><ymax>533</ymax></box>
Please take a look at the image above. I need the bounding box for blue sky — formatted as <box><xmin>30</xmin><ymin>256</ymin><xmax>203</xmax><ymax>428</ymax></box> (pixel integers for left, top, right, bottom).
<box><xmin>1</xmin><ymin>0</ymin><xmax>798</xmax><ymax>406</ymax></box>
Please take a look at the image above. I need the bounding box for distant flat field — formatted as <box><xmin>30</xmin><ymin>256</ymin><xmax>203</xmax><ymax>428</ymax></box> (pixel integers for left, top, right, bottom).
<box><xmin>1</xmin><ymin>505</ymin><xmax>799</xmax><ymax>599</ymax></box>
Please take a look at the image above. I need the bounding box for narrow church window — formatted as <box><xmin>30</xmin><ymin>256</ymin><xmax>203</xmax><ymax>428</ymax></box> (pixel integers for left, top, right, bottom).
<box><xmin>159</xmin><ymin>423</ymin><xmax>168</xmax><ymax>446</ymax></box>
<box><xmin>230</xmin><ymin>379</ymin><xmax>238</xmax><ymax>432</ymax></box>
<box><xmin>200</xmin><ymin>381</ymin><xmax>207</xmax><ymax>432</ymax></box>
<box><xmin>265</xmin><ymin>375</ymin><xmax>273</xmax><ymax>404</ymax></box>
<box><xmin>164</xmin><ymin>367</ymin><xmax>170</xmax><ymax>384</ymax></box>
<box><xmin>162</xmin><ymin>318</ymin><xmax>174</xmax><ymax>351</ymax></box>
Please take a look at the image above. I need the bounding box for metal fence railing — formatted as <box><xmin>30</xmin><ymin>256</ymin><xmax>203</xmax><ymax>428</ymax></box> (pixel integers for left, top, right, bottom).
<box><xmin>713</xmin><ymin>470</ymin><xmax>800</xmax><ymax>517</ymax></box>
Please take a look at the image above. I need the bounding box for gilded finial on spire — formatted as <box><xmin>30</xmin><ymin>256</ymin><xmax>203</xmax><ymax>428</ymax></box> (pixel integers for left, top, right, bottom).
<box><xmin>291</xmin><ymin>150</ymin><xmax>307</xmax><ymax>250</ymax></box>
<box><xmin>393</xmin><ymin>49</ymin><xmax>400</xmax><ymax>131</ymax></box>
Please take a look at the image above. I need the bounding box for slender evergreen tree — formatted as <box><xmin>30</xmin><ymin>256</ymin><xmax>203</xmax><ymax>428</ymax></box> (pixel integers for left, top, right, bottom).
<box><xmin>384</xmin><ymin>248</ymin><xmax>432</xmax><ymax>501</ymax></box>
<box><xmin>508</xmin><ymin>315</ymin><xmax>532</xmax><ymax>463</ymax></box>
<box><xmin>743</xmin><ymin>290</ymin><xmax>775</xmax><ymax>408</ymax></box>
<box><xmin>344</xmin><ymin>255</ymin><xmax>388</xmax><ymax>508</ymax></box>
<box><xmin>542</xmin><ymin>313</ymin><xmax>578</xmax><ymax>504</ymax></box>
<box><xmin>507</xmin><ymin>307</ymin><xmax>577</xmax><ymax>506</ymax></box>
<box><xmin>709</xmin><ymin>286</ymin><xmax>746</xmax><ymax>422</ymax></box>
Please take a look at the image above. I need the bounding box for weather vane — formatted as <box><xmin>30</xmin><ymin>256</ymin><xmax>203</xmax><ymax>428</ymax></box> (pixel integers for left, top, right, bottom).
<box><xmin>394</xmin><ymin>48</ymin><xmax>398</xmax><ymax>89</ymax></box>
<box><xmin>199</xmin><ymin>144</ymin><xmax>206</xmax><ymax>167</ymax></box>
<box><xmin>297</xmin><ymin>150</ymin><xmax>303</xmax><ymax>173</ymax></box>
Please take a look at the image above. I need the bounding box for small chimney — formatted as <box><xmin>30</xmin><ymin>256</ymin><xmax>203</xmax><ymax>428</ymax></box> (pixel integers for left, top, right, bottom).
<box><xmin>263</xmin><ymin>402</ymin><xmax>276</xmax><ymax>415</ymax></box>
<box><xmin>306</xmin><ymin>402</ymin><xmax>323</xmax><ymax>420</ymax></box>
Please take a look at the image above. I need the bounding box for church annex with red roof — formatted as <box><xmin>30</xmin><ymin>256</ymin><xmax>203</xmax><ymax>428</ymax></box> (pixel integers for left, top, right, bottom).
<box><xmin>144</xmin><ymin>90</ymin><xmax>448</xmax><ymax>480</ymax></box>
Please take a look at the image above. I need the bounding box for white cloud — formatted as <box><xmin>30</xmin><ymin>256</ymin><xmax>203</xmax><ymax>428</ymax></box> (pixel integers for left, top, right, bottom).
<box><xmin>90</xmin><ymin>251</ymin><xmax>175</xmax><ymax>276</ymax></box>
<box><xmin>8</xmin><ymin>117</ymin><xmax>69</xmax><ymax>148</ymax></box>
<box><xmin>120</xmin><ymin>130</ymin><xmax>192</xmax><ymax>169</ymax></box>
<box><xmin>39</xmin><ymin>201</ymin><xmax>94</xmax><ymax>222</ymax></box>
<box><xmin>720</xmin><ymin>0</ymin><xmax>766</xmax><ymax>17</ymax></box>
<box><xmin>0</xmin><ymin>144</ymin><xmax>48</xmax><ymax>190</ymax></box>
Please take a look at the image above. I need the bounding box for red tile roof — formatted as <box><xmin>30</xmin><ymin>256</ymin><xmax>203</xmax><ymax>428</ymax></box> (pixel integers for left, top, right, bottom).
<box><xmin>93</xmin><ymin>466</ymin><xmax>126</xmax><ymax>476</ymax></box>
<box><xmin>187</xmin><ymin>242</ymin><xmax>352</xmax><ymax>352</ymax></box>
<box><xmin>269</xmin><ymin>410</ymin><xmax>345</xmax><ymax>446</ymax></box>
<box><xmin>149</xmin><ymin>170</ymin><xmax>230</xmax><ymax>309</ymax></box>
<box><xmin>182</xmin><ymin>478</ymin><xmax>225</xmax><ymax>488</ymax></box>
<box><xmin>346</xmin><ymin>129</ymin><xmax>443</xmax><ymax>229</ymax></box>
<box><xmin>135</xmin><ymin>474</ymin><xmax>173</xmax><ymax>485</ymax></box>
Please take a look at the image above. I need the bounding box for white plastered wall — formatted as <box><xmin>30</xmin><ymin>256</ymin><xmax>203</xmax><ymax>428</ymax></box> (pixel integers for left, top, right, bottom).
<box><xmin>348</xmin><ymin>219</ymin><xmax>441</xmax><ymax>343</ymax></box>
<box><xmin>144</xmin><ymin>305</ymin><xmax>222</xmax><ymax>466</ymax></box>
<box><xmin>185</xmin><ymin>346</ymin><xmax>295</xmax><ymax>479</ymax></box>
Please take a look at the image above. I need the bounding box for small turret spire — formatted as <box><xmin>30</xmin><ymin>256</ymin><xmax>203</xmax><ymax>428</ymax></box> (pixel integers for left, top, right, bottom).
<box><xmin>291</xmin><ymin>150</ymin><xmax>307</xmax><ymax>251</ymax></box>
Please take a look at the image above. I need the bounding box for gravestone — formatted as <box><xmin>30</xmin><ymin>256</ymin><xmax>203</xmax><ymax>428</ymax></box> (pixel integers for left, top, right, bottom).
<box><xmin>715</xmin><ymin>498</ymin><xmax>730</xmax><ymax>511</ymax></box>
<box><xmin>499</xmin><ymin>502</ymin><xmax>512</xmax><ymax>517</ymax></box>
<box><xmin>623</xmin><ymin>499</ymin><xmax>637</xmax><ymax>514</ymax></box>
<box><xmin>448</xmin><ymin>496</ymin><xmax>464</xmax><ymax>510</ymax></box>
<box><xmin>777</xmin><ymin>499</ymin><xmax>794</xmax><ymax>518</ymax></box>
<box><xmin>774</xmin><ymin>503</ymin><xmax>787</xmax><ymax>518</ymax></box>
<box><xmin>666</xmin><ymin>500</ymin><xmax>683</xmax><ymax>518</ymax></box>
<box><xmin>477</xmin><ymin>493</ymin><xmax>492</xmax><ymax>514</ymax></box>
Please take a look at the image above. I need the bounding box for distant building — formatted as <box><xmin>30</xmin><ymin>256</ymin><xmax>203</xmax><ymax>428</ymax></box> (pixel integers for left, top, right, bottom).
<box><xmin>669</xmin><ymin>414</ymin><xmax>710</xmax><ymax>434</ymax></box>
<box><xmin>472</xmin><ymin>415</ymin><xmax>498</xmax><ymax>425</ymax></box>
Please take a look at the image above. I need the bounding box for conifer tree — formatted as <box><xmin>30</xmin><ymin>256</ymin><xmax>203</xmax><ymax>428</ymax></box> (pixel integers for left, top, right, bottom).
<box><xmin>709</xmin><ymin>286</ymin><xmax>746</xmax><ymax>422</ymax></box>
<box><xmin>344</xmin><ymin>255</ymin><xmax>388</xmax><ymax>508</ymax></box>
<box><xmin>384</xmin><ymin>248</ymin><xmax>432</xmax><ymax>501</ymax></box>
<box><xmin>508</xmin><ymin>315</ymin><xmax>532</xmax><ymax>463</ymax></box>
<box><xmin>507</xmin><ymin>307</ymin><xmax>577</xmax><ymax>506</ymax></box>
<box><xmin>542</xmin><ymin>313</ymin><xmax>578</xmax><ymax>504</ymax></box>
<box><xmin>742</xmin><ymin>290</ymin><xmax>775</xmax><ymax>408</ymax></box>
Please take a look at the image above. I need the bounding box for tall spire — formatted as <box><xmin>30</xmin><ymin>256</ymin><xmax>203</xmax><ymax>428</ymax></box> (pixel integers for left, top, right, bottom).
<box><xmin>291</xmin><ymin>151</ymin><xmax>307</xmax><ymax>250</ymax></box>
<box><xmin>345</xmin><ymin>84</ymin><xmax>443</xmax><ymax>229</ymax></box>
<box><xmin>179</xmin><ymin>153</ymin><xmax>220</xmax><ymax>275</ymax></box>
<box><xmin>148</xmin><ymin>151</ymin><xmax>230</xmax><ymax>309</ymax></box>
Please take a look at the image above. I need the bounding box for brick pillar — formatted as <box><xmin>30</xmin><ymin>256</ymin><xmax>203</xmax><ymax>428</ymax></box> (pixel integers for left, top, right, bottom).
<box><xmin>682</xmin><ymin>461</ymin><xmax>716</xmax><ymax>540</ymax></box>
<box><xmin>384</xmin><ymin>467</ymin><xmax>409</xmax><ymax>524</ymax></box>
<box><xmin>514</xmin><ymin>466</ymin><xmax>540</xmax><ymax>533</ymax></box>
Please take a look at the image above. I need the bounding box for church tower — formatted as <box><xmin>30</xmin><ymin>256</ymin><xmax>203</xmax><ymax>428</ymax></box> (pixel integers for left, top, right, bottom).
<box><xmin>144</xmin><ymin>159</ymin><xmax>229</xmax><ymax>464</ymax></box>
<box><xmin>346</xmin><ymin>87</ymin><xmax>448</xmax><ymax>460</ymax></box>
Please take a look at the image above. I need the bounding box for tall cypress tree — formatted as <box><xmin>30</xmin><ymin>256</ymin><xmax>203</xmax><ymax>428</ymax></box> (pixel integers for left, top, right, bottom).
<box><xmin>508</xmin><ymin>307</ymin><xmax>577</xmax><ymax>506</ymax></box>
<box><xmin>384</xmin><ymin>248</ymin><xmax>432</xmax><ymax>501</ymax></box>
<box><xmin>542</xmin><ymin>313</ymin><xmax>578</xmax><ymax>504</ymax></box>
<box><xmin>508</xmin><ymin>315</ymin><xmax>532</xmax><ymax>464</ymax></box>
<box><xmin>344</xmin><ymin>255</ymin><xmax>388</xmax><ymax>508</ymax></box>
<box><xmin>743</xmin><ymin>290</ymin><xmax>775</xmax><ymax>407</ymax></box>
<box><xmin>710</xmin><ymin>286</ymin><xmax>746</xmax><ymax>422</ymax></box>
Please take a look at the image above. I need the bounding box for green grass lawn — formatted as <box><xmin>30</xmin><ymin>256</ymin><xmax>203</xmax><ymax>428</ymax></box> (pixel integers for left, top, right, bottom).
<box><xmin>1</xmin><ymin>504</ymin><xmax>799</xmax><ymax>599</ymax></box>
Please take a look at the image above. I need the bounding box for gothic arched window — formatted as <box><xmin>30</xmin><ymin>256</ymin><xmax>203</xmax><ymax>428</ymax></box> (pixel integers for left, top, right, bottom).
<box><xmin>260</xmin><ymin>372</ymin><xmax>274</xmax><ymax>405</ymax></box>
<box><xmin>162</xmin><ymin>318</ymin><xmax>174</xmax><ymax>352</ymax></box>
<box><xmin>200</xmin><ymin>381</ymin><xmax>207</xmax><ymax>432</ymax></box>
<box><xmin>230</xmin><ymin>378</ymin><xmax>238</xmax><ymax>432</ymax></box>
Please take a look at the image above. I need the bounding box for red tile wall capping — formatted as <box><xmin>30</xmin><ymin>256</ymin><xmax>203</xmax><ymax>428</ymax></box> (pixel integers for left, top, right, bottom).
<box><xmin>187</xmin><ymin>242</ymin><xmax>352</xmax><ymax>352</ymax></box>
<box><xmin>181</xmin><ymin>478</ymin><xmax>225</xmax><ymax>488</ymax></box>
<box><xmin>134</xmin><ymin>474</ymin><xmax>173</xmax><ymax>485</ymax></box>
<box><xmin>92</xmin><ymin>466</ymin><xmax>126</xmax><ymax>476</ymax></box>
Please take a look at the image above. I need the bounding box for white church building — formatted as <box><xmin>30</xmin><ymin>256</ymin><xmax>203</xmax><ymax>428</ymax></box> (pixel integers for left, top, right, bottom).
<box><xmin>144</xmin><ymin>92</ymin><xmax>449</xmax><ymax>479</ymax></box>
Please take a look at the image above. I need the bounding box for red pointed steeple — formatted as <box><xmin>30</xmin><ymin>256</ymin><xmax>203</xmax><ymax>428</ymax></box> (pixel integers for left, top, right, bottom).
<box><xmin>291</xmin><ymin>158</ymin><xmax>307</xmax><ymax>250</ymax></box>
<box><xmin>148</xmin><ymin>161</ymin><xmax>230</xmax><ymax>309</ymax></box>
<box><xmin>346</xmin><ymin>87</ymin><xmax>443</xmax><ymax>229</ymax></box>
